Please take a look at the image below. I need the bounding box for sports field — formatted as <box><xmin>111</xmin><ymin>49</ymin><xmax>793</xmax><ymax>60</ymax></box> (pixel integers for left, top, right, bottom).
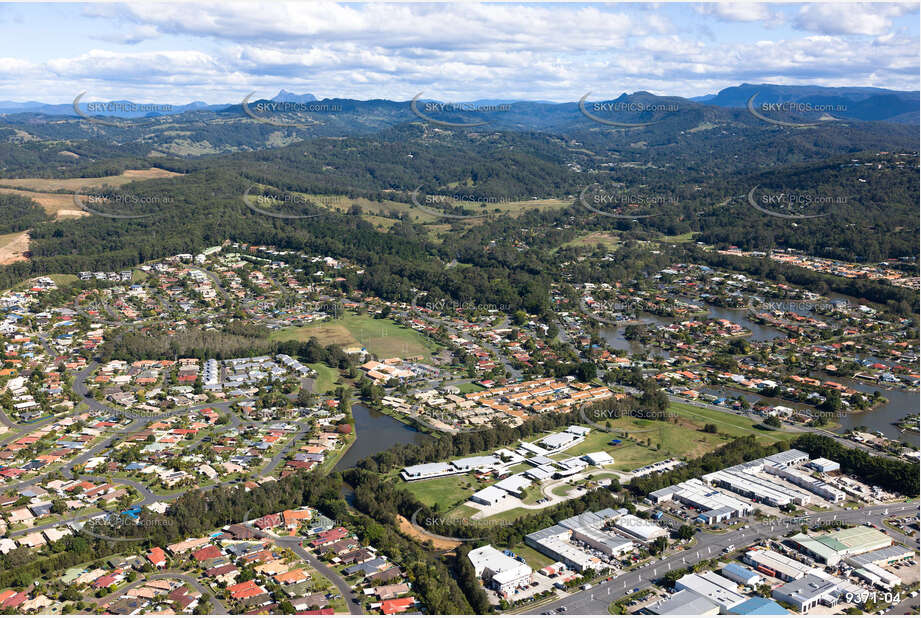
<box><xmin>270</xmin><ymin>312</ymin><xmax>440</xmax><ymax>360</ymax></box>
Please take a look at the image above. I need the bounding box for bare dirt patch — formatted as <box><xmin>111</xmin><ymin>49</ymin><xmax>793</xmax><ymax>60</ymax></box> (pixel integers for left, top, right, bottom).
<box><xmin>395</xmin><ymin>514</ymin><xmax>460</xmax><ymax>551</ymax></box>
<box><xmin>0</xmin><ymin>231</ymin><xmax>29</xmax><ymax>265</ymax></box>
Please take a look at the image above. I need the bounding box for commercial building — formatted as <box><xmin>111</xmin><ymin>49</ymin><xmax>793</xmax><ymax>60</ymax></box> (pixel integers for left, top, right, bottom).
<box><xmin>649</xmin><ymin>478</ymin><xmax>752</xmax><ymax>519</ymax></box>
<box><xmin>702</xmin><ymin>466</ymin><xmax>813</xmax><ymax>507</ymax></box>
<box><xmin>721</xmin><ymin>563</ymin><xmax>763</xmax><ymax>586</ymax></box>
<box><xmin>471</xmin><ymin>486</ymin><xmax>508</xmax><ymax>506</ymax></box>
<box><xmin>467</xmin><ymin>545</ymin><xmax>532</xmax><ymax>595</ymax></box>
<box><xmin>817</xmin><ymin>525</ymin><xmax>892</xmax><ymax>557</ymax></box>
<box><xmin>854</xmin><ymin>562</ymin><xmax>902</xmax><ymax>589</ymax></box>
<box><xmin>765</xmin><ymin>466</ymin><xmax>845</xmax><ymax>503</ymax></box>
<box><xmin>845</xmin><ymin>545</ymin><xmax>914</xmax><ymax>568</ymax></box>
<box><xmin>807</xmin><ymin>458</ymin><xmax>840</xmax><ymax>473</ymax></box>
<box><xmin>524</xmin><ymin>509</ymin><xmax>633</xmax><ymax>572</ymax></box>
<box><xmin>400</xmin><ymin>462</ymin><xmax>455</xmax><ymax>481</ymax></box>
<box><xmin>789</xmin><ymin>532</ymin><xmax>843</xmax><ymax>565</ymax></box>
<box><xmin>646</xmin><ymin>589</ymin><xmax>719</xmax><ymax>615</ymax></box>
<box><xmin>771</xmin><ymin>574</ymin><xmax>840</xmax><ymax>613</ymax></box>
<box><xmin>675</xmin><ymin>572</ymin><xmax>747</xmax><ymax>612</ymax></box>
<box><xmin>524</xmin><ymin>525</ymin><xmax>602</xmax><ymax>573</ymax></box>
<box><xmin>744</xmin><ymin>549</ymin><xmax>810</xmax><ymax>581</ymax></box>
<box><xmin>612</xmin><ymin>514</ymin><xmax>668</xmax><ymax>542</ymax></box>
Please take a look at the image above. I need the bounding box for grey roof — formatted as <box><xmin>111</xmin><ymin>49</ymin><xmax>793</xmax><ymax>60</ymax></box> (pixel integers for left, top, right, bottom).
<box><xmin>846</xmin><ymin>545</ymin><xmax>915</xmax><ymax>567</ymax></box>
<box><xmin>649</xmin><ymin>589</ymin><xmax>719</xmax><ymax>615</ymax></box>
<box><xmin>764</xmin><ymin>449</ymin><xmax>809</xmax><ymax>466</ymax></box>
<box><xmin>773</xmin><ymin>573</ymin><xmax>838</xmax><ymax>603</ymax></box>
<box><xmin>525</xmin><ymin>524</ymin><xmax>569</xmax><ymax>543</ymax></box>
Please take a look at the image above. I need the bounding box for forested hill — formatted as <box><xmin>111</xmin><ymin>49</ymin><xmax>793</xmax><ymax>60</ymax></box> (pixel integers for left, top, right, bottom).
<box><xmin>1</xmin><ymin>89</ymin><xmax>918</xmax><ymax>177</ymax></box>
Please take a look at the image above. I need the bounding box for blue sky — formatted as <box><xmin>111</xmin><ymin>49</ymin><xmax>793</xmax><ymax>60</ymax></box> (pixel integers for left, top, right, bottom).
<box><xmin>0</xmin><ymin>2</ymin><xmax>917</xmax><ymax>103</ymax></box>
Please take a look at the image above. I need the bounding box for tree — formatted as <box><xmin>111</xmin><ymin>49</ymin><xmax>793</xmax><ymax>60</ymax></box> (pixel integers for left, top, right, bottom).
<box><xmin>703</xmin><ymin>423</ymin><xmax>718</xmax><ymax>434</ymax></box>
<box><xmin>676</xmin><ymin>525</ymin><xmax>694</xmax><ymax>540</ymax></box>
<box><xmin>763</xmin><ymin>415</ymin><xmax>782</xmax><ymax>428</ymax></box>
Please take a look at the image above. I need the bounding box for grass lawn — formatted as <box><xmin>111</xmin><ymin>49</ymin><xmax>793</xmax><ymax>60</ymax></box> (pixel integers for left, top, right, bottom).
<box><xmin>510</xmin><ymin>543</ymin><xmax>555</xmax><ymax>569</ymax></box>
<box><xmin>457</xmin><ymin>382</ymin><xmax>485</xmax><ymax>394</ymax></box>
<box><xmin>270</xmin><ymin>312</ymin><xmax>440</xmax><ymax>360</ymax></box>
<box><xmin>659</xmin><ymin>231</ymin><xmax>697</xmax><ymax>243</ymax></box>
<box><xmin>403</xmin><ymin>475</ymin><xmax>484</xmax><ymax>512</ymax></box>
<box><xmin>307</xmin><ymin>363</ymin><xmax>341</xmax><ymax>394</ymax></box>
<box><xmin>668</xmin><ymin>402</ymin><xmax>787</xmax><ymax>444</ymax></box>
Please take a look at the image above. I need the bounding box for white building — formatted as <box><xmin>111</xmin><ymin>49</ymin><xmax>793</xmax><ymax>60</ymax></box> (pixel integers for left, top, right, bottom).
<box><xmin>467</xmin><ymin>545</ymin><xmax>532</xmax><ymax>595</ymax></box>
<box><xmin>471</xmin><ymin>486</ymin><xmax>508</xmax><ymax>506</ymax></box>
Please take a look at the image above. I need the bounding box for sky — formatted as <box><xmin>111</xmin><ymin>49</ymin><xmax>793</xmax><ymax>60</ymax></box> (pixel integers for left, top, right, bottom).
<box><xmin>0</xmin><ymin>2</ymin><xmax>918</xmax><ymax>104</ymax></box>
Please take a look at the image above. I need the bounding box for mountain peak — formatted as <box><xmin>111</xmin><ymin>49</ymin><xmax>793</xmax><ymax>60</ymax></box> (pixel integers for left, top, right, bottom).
<box><xmin>272</xmin><ymin>90</ymin><xmax>317</xmax><ymax>103</ymax></box>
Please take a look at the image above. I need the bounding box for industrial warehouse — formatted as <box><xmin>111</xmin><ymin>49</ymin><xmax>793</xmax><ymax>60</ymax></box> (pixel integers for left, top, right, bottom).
<box><xmin>648</xmin><ymin>449</ymin><xmax>852</xmax><ymax>518</ymax></box>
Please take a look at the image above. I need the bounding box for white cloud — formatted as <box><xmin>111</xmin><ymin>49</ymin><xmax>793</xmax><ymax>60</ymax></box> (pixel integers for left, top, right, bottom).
<box><xmin>0</xmin><ymin>3</ymin><xmax>916</xmax><ymax>103</ymax></box>
<box><xmin>696</xmin><ymin>3</ymin><xmax>778</xmax><ymax>23</ymax></box>
<box><xmin>793</xmin><ymin>3</ymin><xmax>919</xmax><ymax>36</ymax></box>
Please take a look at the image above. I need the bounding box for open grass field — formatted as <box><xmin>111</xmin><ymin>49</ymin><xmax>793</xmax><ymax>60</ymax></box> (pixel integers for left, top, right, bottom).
<box><xmin>286</xmin><ymin>191</ymin><xmax>570</xmax><ymax>226</ymax></box>
<box><xmin>270</xmin><ymin>312</ymin><xmax>440</xmax><ymax>360</ymax></box>
<box><xmin>668</xmin><ymin>402</ymin><xmax>788</xmax><ymax>444</ymax></box>
<box><xmin>659</xmin><ymin>231</ymin><xmax>697</xmax><ymax>243</ymax></box>
<box><xmin>403</xmin><ymin>474</ymin><xmax>485</xmax><ymax>512</ymax></box>
<box><xmin>562</xmin><ymin>231</ymin><xmax>621</xmax><ymax>250</ymax></box>
<box><xmin>307</xmin><ymin>362</ymin><xmax>341</xmax><ymax>395</ymax></box>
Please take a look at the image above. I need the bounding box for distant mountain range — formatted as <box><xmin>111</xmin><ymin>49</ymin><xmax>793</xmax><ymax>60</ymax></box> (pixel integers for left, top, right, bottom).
<box><xmin>702</xmin><ymin>83</ymin><xmax>919</xmax><ymax>123</ymax></box>
<box><xmin>0</xmin><ymin>84</ymin><xmax>916</xmax><ymax>123</ymax></box>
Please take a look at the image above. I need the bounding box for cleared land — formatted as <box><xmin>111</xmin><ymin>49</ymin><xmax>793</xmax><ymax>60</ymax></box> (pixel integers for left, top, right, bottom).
<box><xmin>271</xmin><ymin>312</ymin><xmax>440</xmax><ymax>360</ymax></box>
<box><xmin>0</xmin><ymin>167</ymin><xmax>182</xmax><ymax>192</ymax></box>
<box><xmin>0</xmin><ymin>168</ymin><xmax>182</xmax><ymax>220</ymax></box>
<box><xmin>395</xmin><ymin>514</ymin><xmax>460</xmax><ymax>551</ymax></box>
<box><xmin>0</xmin><ymin>231</ymin><xmax>29</xmax><ymax>265</ymax></box>
<box><xmin>0</xmin><ymin>188</ymin><xmax>87</xmax><ymax>219</ymax></box>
